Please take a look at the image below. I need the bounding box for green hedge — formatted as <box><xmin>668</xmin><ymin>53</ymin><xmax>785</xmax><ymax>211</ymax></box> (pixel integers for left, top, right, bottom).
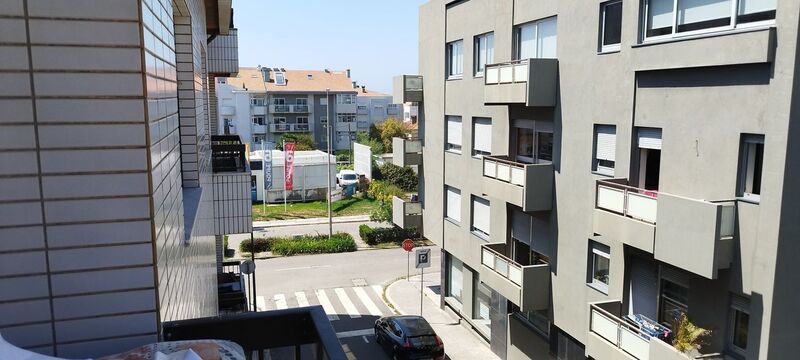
<box><xmin>239</xmin><ymin>238</ymin><xmax>273</xmax><ymax>253</ymax></box>
<box><xmin>361</xmin><ymin>225</ymin><xmax>419</xmax><ymax>245</ymax></box>
<box><xmin>378</xmin><ymin>163</ymin><xmax>418</xmax><ymax>192</ymax></box>
<box><xmin>271</xmin><ymin>233</ymin><xmax>357</xmax><ymax>256</ymax></box>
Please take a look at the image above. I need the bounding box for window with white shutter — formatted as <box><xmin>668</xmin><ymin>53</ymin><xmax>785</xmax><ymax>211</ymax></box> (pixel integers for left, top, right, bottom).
<box><xmin>637</xmin><ymin>128</ymin><xmax>662</xmax><ymax>150</ymax></box>
<box><xmin>446</xmin><ymin>116</ymin><xmax>463</xmax><ymax>153</ymax></box>
<box><xmin>446</xmin><ymin>186</ymin><xmax>461</xmax><ymax>223</ymax></box>
<box><xmin>471</xmin><ymin>196</ymin><xmax>490</xmax><ymax>237</ymax></box>
<box><xmin>593</xmin><ymin>125</ymin><xmax>617</xmax><ymax>176</ymax></box>
<box><xmin>472</xmin><ymin>118</ymin><xmax>492</xmax><ymax>157</ymax></box>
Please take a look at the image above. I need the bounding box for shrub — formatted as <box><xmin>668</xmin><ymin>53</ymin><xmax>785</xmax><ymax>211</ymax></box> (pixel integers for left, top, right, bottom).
<box><xmin>238</xmin><ymin>238</ymin><xmax>274</xmax><ymax>253</ymax></box>
<box><xmin>359</xmin><ymin>224</ymin><xmax>374</xmax><ymax>239</ymax></box>
<box><xmin>673</xmin><ymin>314</ymin><xmax>711</xmax><ymax>353</ymax></box>
<box><xmin>361</xmin><ymin>225</ymin><xmax>420</xmax><ymax>245</ymax></box>
<box><xmin>378</xmin><ymin>163</ymin><xmax>417</xmax><ymax>192</ymax></box>
<box><xmin>367</xmin><ymin>180</ymin><xmax>404</xmax><ymax>201</ymax></box>
<box><xmin>277</xmin><ymin>133</ymin><xmax>315</xmax><ymax>150</ymax></box>
<box><xmin>271</xmin><ymin>233</ymin><xmax>357</xmax><ymax>256</ymax></box>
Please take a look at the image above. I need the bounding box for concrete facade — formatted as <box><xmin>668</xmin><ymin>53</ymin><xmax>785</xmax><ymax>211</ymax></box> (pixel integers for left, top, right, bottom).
<box><xmin>0</xmin><ymin>0</ymin><xmax>238</xmax><ymax>357</ymax></box>
<box><xmin>415</xmin><ymin>0</ymin><xmax>800</xmax><ymax>359</ymax></box>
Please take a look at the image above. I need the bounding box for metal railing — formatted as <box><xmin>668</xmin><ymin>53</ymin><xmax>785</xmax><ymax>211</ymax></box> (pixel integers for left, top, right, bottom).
<box><xmin>589</xmin><ymin>302</ymin><xmax>652</xmax><ymax>360</ymax></box>
<box><xmin>595</xmin><ymin>179</ymin><xmax>659</xmax><ymax>224</ymax></box>
<box><xmin>481</xmin><ymin>243</ymin><xmax>524</xmax><ymax>286</ymax></box>
<box><xmin>211</xmin><ymin>135</ymin><xmax>248</xmax><ymax>173</ymax></box>
<box><xmin>271</xmin><ymin>104</ymin><xmax>291</xmax><ymax>113</ymax></box>
<box><xmin>292</xmin><ymin>104</ymin><xmax>310</xmax><ymax>113</ymax></box>
<box><xmin>295</xmin><ymin>123</ymin><xmax>310</xmax><ymax>132</ymax></box>
<box><xmin>482</xmin><ymin>156</ymin><xmax>530</xmax><ymax>187</ymax></box>
<box><xmin>271</xmin><ymin>123</ymin><xmax>291</xmax><ymax>132</ymax></box>
<box><xmin>485</xmin><ymin>59</ymin><xmax>529</xmax><ymax>85</ymax></box>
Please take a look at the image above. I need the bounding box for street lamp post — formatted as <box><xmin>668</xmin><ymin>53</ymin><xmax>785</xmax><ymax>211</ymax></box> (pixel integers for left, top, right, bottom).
<box><xmin>326</xmin><ymin>88</ymin><xmax>333</xmax><ymax>241</ymax></box>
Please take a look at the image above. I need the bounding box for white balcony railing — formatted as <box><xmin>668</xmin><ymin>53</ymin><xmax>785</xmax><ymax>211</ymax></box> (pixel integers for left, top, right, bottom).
<box><xmin>485</xmin><ymin>59</ymin><xmax>529</xmax><ymax>85</ymax></box>
<box><xmin>590</xmin><ymin>303</ymin><xmax>651</xmax><ymax>360</ymax></box>
<box><xmin>269</xmin><ymin>123</ymin><xmax>311</xmax><ymax>133</ymax></box>
<box><xmin>595</xmin><ymin>180</ymin><xmax>658</xmax><ymax>224</ymax></box>
<box><xmin>271</xmin><ymin>105</ymin><xmax>291</xmax><ymax>113</ymax></box>
<box><xmin>252</xmin><ymin>106</ymin><xmax>267</xmax><ymax>115</ymax></box>
<box><xmin>295</xmin><ymin>123</ymin><xmax>310</xmax><ymax>132</ymax></box>
<box><xmin>482</xmin><ymin>156</ymin><xmax>528</xmax><ymax>187</ymax></box>
<box><xmin>292</xmin><ymin>104</ymin><xmax>310</xmax><ymax>113</ymax></box>
<box><xmin>481</xmin><ymin>243</ymin><xmax>523</xmax><ymax>286</ymax></box>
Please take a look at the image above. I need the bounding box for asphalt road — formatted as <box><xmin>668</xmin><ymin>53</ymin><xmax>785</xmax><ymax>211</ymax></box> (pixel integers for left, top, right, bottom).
<box><xmin>247</xmin><ymin>247</ymin><xmax>442</xmax><ymax>360</ymax></box>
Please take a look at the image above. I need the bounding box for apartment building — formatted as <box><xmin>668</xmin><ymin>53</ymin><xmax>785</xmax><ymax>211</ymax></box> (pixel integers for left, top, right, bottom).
<box><xmin>217</xmin><ymin>67</ymin><xmax>400</xmax><ymax>151</ymax></box>
<box><xmin>0</xmin><ymin>0</ymin><xmax>251</xmax><ymax>357</ymax></box>
<box><xmin>396</xmin><ymin>0</ymin><xmax>800</xmax><ymax>359</ymax></box>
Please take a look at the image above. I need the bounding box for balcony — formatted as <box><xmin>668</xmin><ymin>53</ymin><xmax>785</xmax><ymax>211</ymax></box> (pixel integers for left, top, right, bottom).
<box><xmin>392</xmin><ymin>137</ymin><xmax>422</xmax><ymax>167</ymax></box>
<box><xmin>251</xmin><ymin>124</ymin><xmax>266</xmax><ymax>134</ymax></box>
<box><xmin>393</xmin><ymin>75</ymin><xmax>423</xmax><ymax>103</ymax></box>
<box><xmin>270</xmin><ymin>124</ymin><xmax>311</xmax><ymax>133</ymax></box>
<box><xmin>270</xmin><ymin>104</ymin><xmax>291</xmax><ymax>113</ymax></box>
<box><xmin>482</xmin><ymin>156</ymin><xmax>553</xmax><ymax>212</ymax></box>
<box><xmin>593</xmin><ymin>180</ymin><xmax>736</xmax><ymax>279</ymax></box>
<box><xmin>291</xmin><ymin>104</ymin><xmax>310</xmax><ymax>113</ymax></box>
<box><xmin>335</xmin><ymin>122</ymin><xmax>357</xmax><ymax>132</ymax></box>
<box><xmin>387</xmin><ymin>104</ymin><xmax>400</xmax><ymax>115</ymax></box>
<box><xmin>207</xmin><ymin>28</ymin><xmax>239</xmax><ymax>76</ymax></box>
<box><xmin>392</xmin><ymin>195</ymin><xmax>422</xmax><ymax>231</ymax></box>
<box><xmin>357</xmin><ymin>105</ymin><xmax>369</xmax><ymax>115</ymax></box>
<box><xmin>479</xmin><ymin>243</ymin><xmax>550</xmax><ymax>312</ymax></box>
<box><xmin>484</xmin><ymin>58</ymin><xmax>558</xmax><ymax>107</ymax></box>
<box><xmin>163</xmin><ymin>306</ymin><xmax>346</xmax><ymax>360</ymax></box>
<box><xmin>211</xmin><ymin>135</ymin><xmax>252</xmax><ymax>235</ymax></box>
<box><xmin>295</xmin><ymin>123</ymin><xmax>310</xmax><ymax>132</ymax></box>
<box><xmin>252</xmin><ymin>105</ymin><xmax>267</xmax><ymax>115</ymax></box>
<box><xmin>336</xmin><ymin>103</ymin><xmax>357</xmax><ymax>114</ymax></box>
<box><xmin>220</xmin><ymin>105</ymin><xmax>235</xmax><ymax>116</ymax></box>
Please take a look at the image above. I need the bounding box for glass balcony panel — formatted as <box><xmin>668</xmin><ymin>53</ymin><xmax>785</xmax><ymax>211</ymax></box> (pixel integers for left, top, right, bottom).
<box><xmin>482</xmin><ymin>249</ymin><xmax>495</xmax><ymax>269</ymax></box>
<box><xmin>486</xmin><ymin>67</ymin><xmax>500</xmax><ymax>84</ymax></box>
<box><xmin>497</xmin><ymin>163</ymin><xmax>511</xmax><ymax>182</ymax></box>
<box><xmin>494</xmin><ymin>257</ymin><xmax>509</xmax><ymax>277</ymax></box>
<box><xmin>591</xmin><ymin>309</ymin><xmax>620</xmax><ymax>345</ymax></box>
<box><xmin>510</xmin><ymin>166</ymin><xmax>525</xmax><ymax>186</ymax></box>
<box><xmin>627</xmin><ymin>192</ymin><xmax>658</xmax><ymax>223</ymax></box>
<box><xmin>499</xmin><ymin>66</ymin><xmax>514</xmax><ymax>83</ymax></box>
<box><xmin>619</xmin><ymin>326</ymin><xmax>650</xmax><ymax>359</ymax></box>
<box><xmin>514</xmin><ymin>63</ymin><xmax>528</xmax><ymax>82</ymax></box>
<box><xmin>508</xmin><ymin>265</ymin><xmax>522</xmax><ymax>285</ymax></box>
<box><xmin>597</xmin><ymin>185</ymin><xmax>626</xmax><ymax>213</ymax></box>
<box><xmin>484</xmin><ymin>159</ymin><xmax>496</xmax><ymax>177</ymax></box>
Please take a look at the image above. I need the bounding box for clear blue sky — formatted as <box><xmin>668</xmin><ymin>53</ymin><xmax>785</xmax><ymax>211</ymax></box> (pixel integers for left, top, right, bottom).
<box><xmin>234</xmin><ymin>0</ymin><xmax>428</xmax><ymax>94</ymax></box>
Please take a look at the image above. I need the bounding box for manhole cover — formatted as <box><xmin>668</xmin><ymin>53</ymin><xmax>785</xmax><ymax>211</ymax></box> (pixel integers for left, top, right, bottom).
<box><xmin>351</xmin><ymin>278</ymin><xmax>368</xmax><ymax>287</ymax></box>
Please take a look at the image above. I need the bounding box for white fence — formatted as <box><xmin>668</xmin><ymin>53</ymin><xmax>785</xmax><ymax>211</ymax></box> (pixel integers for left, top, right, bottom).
<box><xmin>590</xmin><ymin>304</ymin><xmax>651</xmax><ymax>360</ymax></box>
<box><xmin>596</xmin><ymin>181</ymin><xmax>658</xmax><ymax>223</ymax></box>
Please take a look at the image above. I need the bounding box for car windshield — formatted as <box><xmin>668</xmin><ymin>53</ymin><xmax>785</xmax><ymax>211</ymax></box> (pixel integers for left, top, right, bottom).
<box><xmin>342</xmin><ymin>174</ymin><xmax>357</xmax><ymax>180</ymax></box>
<box><xmin>395</xmin><ymin>317</ymin><xmax>434</xmax><ymax>336</ymax></box>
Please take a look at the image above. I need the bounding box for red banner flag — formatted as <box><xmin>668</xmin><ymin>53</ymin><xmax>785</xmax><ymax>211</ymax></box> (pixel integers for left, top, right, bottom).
<box><xmin>284</xmin><ymin>142</ymin><xmax>295</xmax><ymax>191</ymax></box>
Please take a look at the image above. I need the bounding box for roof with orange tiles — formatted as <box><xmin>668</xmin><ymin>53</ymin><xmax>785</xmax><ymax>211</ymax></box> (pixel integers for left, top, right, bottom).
<box><xmin>225</xmin><ymin>67</ymin><xmax>359</xmax><ymax>94</ymax></box>
<box><xmin>355</xmin><ymin>86</ymin><xmax>390</xmax><ymax>97</ymax></box>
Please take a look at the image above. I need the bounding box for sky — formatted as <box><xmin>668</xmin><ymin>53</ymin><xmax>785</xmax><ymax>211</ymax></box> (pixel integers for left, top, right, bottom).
<box><xmin>234</xmin><ymin>0</ymin><xmax>428</xmax><ymax>94</ymax></box>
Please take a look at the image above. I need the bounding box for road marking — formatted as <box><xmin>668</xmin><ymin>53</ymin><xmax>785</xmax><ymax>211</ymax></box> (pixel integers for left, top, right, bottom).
<box><xmin>274</xmin><ymin>265</ymin><xmax>332</xmax><ymax>272</ymax></box>
<box><xmin>274</xmin><ymin>294</ymin><xmax>287</xmax><ymax>309</ymax></box>
<box><xmin>353</xmin><ymin>286</ymin><xmax>382</xmax><ymax>316</ymax></box>
<box><xmin>295</xmin><ymin>291</ymin><xmax>309</xmax><ymax>307</ymax></box>
<box><xmin>256</xmin><ymin>296</ymin><xmax>267</xmax><ymax>311</ymax></box>
<box><xmin>336</xmin><ymin>328</ymin><xmax>374</xmax><ymax>339</ymax></box>
<box><xmin>334</xmin><ymin>288</ymin><xmax>361</xmax><ymax>318</ymax></box>
<box><xmin>371</xmin><ymin>285</ymin><xmax>383</xmax><ymax>298</ymax></box>
<box><xmin>362</xmin><ymin>335</ymin><xmax>369</xmax><ymax>343</ymax></box>
<box><xmin>315</xmin><ymin>289</ymin><xmax>339</xmax><ymax>321</ymax></box>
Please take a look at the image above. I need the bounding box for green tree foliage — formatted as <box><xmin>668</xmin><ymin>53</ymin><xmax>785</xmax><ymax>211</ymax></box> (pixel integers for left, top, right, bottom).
<box><xmin>374</xmin><ymin>117</ymin><xmax>410</xmax><ymax>153</ymax></box>
<box><xmin>277</xmin><ymin>133</ymin><xmax>315</xmax><ymax>151</ymax></box>
<box><xmin>367</xmin><ymin>180</ymin><xmax>405</xmax><ymax>223</ymax></box>
<box><xmin>378</xmin><ymin>163</ymin><xmax>418</xmax><ymax>192</ymax></box>
<box><xmin>356</xmin><ymin>130</ymin><xmax>384</xmax><ymax>154</ymax></box>
<box><xmin>672</xmin><ymin>314</ymin><xmax>711</xmax><ymax>353</ymax></box>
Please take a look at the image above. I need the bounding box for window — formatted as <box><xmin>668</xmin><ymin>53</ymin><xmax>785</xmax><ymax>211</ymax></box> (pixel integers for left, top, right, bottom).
<box><xmin>337</xmin><ymin>114</ymin><xmax>356</xmax><ymax>123</ymax></box>
<box><xmin>273</xmin><ymin>117</ymin><xmax>286</xmax><ymax>124</ymax></box>
<box><xmin>588</xmin><ymin>242</ymin><xmax>610</xmax><ymax>293</ymax></box>
<box><xmin>320</xmin><ymin>97</ymin><xmax>328</xmax><ymax>106</ymax></box>
<box><xmin>273</xmin><ymin>98</ymin><xmax>285</xmax><ymax>105</ymax></box>
<box><xmin>513</xmin><ymin>120</ymin><xmax>553</xmax><ymax>164</ymax></box>
<box><xmin>600</xmin><ymin>1</ymin><xmax>623</xmax><ymax>52</ymax></box>
<box><xmin>275</xmin><ymin>71</ymin><xmax>286</xmax><ymax>86</ymax></box>
<box><xmin>472</xmin><ymin>118</ymin><xmax>492</xmax><ymax>157</ymax></box>
<box><xmin>473</xmin><ymin>281</ymin><xmax>492</xmax><ymax>335</ymax></box>
<box><xmin>516</xmin><ymin>17</ymin><xmax>557</xmax><ymax>59</ymax></box>
<box><xmin>336</xmin><ymin>94</ymin><xmax>356</xmax><ymax>104</ymax></box>
<box><xmin>593</xmin><ymin>125</ymin><xmax>617</xmax><ymax>176</ymax></box>
<box><xmin>252</xmin><ymin>116</ymin><xmax>265</xmax><ymax>126</ymax></box>
<box><xmin>445</xmin><ymin>186</ymin><xmax>461</xmax><ymax>223</ymax></box>
<box><xmin>738</xmin><ymin>134</ymin><xmax>764</xmax><ymax>202</ymax></box>
<box><xmin>447</xmin><ymin>40</ymin><xmax>464</xmax><ymax>78</ymax></box>
<box><xmin>471</xmin><ymin>196</ymin><xmax>490</xmax><ymax>238</ymax></box>
<box><xmin>251</xmin><ymin>97</ymin><xmax>265</xmax><ymax>106</ymax></box>
<box><xmin>296</xmin><ymin>98</ymin><xmax>308</xmax><ymax>105</ymax></box>
<box><xmin>729</xmin><ymin>295</ymin><xmax>750</xmax><ymax>355</ymax></box>
<box><xmin>447</xmin><ymin>256</ymin><xmax>464</xmax><ymax>303</ymax></box>
<box><xmin>659</xmin><ymin>279</ymin><xmax>689</xmax><ymax>329</ymax></box>
<box><xmin>474</xmin><ymin>32</ymin><xmax>495</xmax><ymax>76</ymax></box>
<box><xmin>296</xmin><ymin>117</ymin><xmax>309</xmax><ymax>124</ymax></box>
<box><xmin>446</xmin><ymin>116</ymin><xmax>463</xmax><ymax>153</ymax></box>
<box><xmin>643</xmin><ymin>0</ymin><xmax>775</xmax><ymax>41</ymax></box>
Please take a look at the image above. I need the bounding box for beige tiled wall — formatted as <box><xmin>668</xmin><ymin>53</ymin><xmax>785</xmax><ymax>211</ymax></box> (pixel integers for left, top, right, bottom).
<box><xmin>0</xmin><ymin>0</ymin><xmax>218</xmax><ymax>357</ymax></box>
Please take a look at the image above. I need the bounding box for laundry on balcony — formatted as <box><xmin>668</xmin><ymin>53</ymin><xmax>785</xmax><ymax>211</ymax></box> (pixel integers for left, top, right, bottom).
<box><xmin>625</xmin><ymin>314</ymin><xmax>671</xmax><ymax>341</ymax></box>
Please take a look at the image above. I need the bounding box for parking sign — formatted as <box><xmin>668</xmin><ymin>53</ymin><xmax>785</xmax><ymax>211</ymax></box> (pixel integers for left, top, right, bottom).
<box><xmin>415</xmin><ymin>248</ymin><xmax>431</xmax><ymax>269</ymax></box>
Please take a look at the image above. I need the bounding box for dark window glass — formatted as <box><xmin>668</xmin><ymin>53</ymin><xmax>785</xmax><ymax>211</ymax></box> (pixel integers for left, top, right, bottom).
<box><xmin>602</xmin><ymin>1</ymin><xmax>623</xmax><ymax>46</ymax></box>
<box><xmin>733</xmin><ymin>309</ymin><xmax>749</xmax><ymax>349</ymax></box>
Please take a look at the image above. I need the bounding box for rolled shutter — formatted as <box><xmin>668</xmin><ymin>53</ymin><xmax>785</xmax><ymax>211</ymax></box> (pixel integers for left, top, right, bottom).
<box><xmin>472</xmin><ymin>196</ymin><xmax>491</xmax><ymax>235</ymax></box>
<box><xmin>447</xmin><ymin>117</ymin><xmax>462</xmax><ymax>147</ymax></box>
<box><xmin>638</xmin><ymin>128</ymin><xmax>662</xmax><ymax>150</ymax></box>
<box><xmin>446</xmin><ymin>186</ymin><xmax>461</xmax><ymax>222</ymax></box>
<box><xmin>473</xmin><ymin>118</ymin><xmax>492</xmax><ymax>153</ymax></box>
<box><xmin>595</xmin><ymin>125</ymin><xmax>617</xmax><ymax>161</ymax></box>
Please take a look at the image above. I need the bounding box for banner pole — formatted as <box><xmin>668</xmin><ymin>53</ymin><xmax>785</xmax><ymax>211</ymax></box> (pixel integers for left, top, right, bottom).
<box><xmin>261</xmin><ymin>141</ymin><xmax>266</xmax><ymax>214</ymax></box>
<box><xmin>283</xmin><ymin>140</ymin><xmax>287</xmax><ymax>213</ymax></box>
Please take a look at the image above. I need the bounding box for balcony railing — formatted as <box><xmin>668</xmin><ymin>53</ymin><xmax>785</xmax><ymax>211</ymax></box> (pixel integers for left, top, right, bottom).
<box><xmin>481</xmin><ymin>243</ymin><xmax>524</xmax><ymax>285</ymax></box>
<box><xmin>482</xmin><ymin>156</ymin><xmax>553</xmax><ymax>212</ymax></box>
<box><xmin>292</xmin><ymin>104</ymin><xmax>310</xmax><ymax>113</ymax></box>
<box><xmin>163</xmin><ymin>306</ymin><xmax>346</xmax><ymax>360</ymax></box>
<box><xmin>211</xmin><ymin>135</ymin><xmax>248</xmax><ymax>173</ymax></box>
<box><xmin>589</xmin><ymin>301</ymin><xmax>653</xmax><ymax>360</ymax></box>
<box><xmin>484</xmin><ymin>58</ymin><xmax>558</xmax><ymax>107</ymax></box>
<box><xmin>270</xmin><ymin>123</ymin><xmax>311</xmax><ymax>133</ymax></box>
<box><xmin>271</xmin><ymin>104</ymin><xmax>291</xmax><ymax>113</ymax></box>
<box><xmin>252</xmin><ymin>105</ymin><xmax>267</xmax><ymax>115</ymax></box>
<box><xmin>251</xmin><ymin>124</ymin><xmax>266</xmax><ymax>134</ymax></box>
<box><xmin>295</xmin><ymin>123</ymin><xmax>310</xmax><ymax>131</ymax></box>
<box><xmin>596</xmin><ymin>179</ymin><xmax>659</xmax><ymax>224</ymax></box>
<box><xmin>393</xmin><ymin>75</ymin><xmax>423</xmax><ymax>103</ymax></box>
<box><xmin>392</xmin><ymin>195</ymin><xmax>423</xmax><ymax>231</ymax></box>
<box><xmin>392</xmin><ymin>137</ymin><xmax>422</xmax><ymax>167</ymax></box>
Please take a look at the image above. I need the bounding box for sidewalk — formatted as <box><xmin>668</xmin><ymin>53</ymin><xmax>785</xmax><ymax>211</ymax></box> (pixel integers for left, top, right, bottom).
<box><xmin>252</xmin><ymin>215</ymin><xmax>370</xmax><ymax>228</ymax></box>
<box><xmin>384</xmin><ymin>273</ymin><xmax>500</xmax><ymax>360</ymax></box>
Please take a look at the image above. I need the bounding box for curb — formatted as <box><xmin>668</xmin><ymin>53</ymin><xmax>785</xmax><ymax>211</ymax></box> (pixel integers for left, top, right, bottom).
<box><xmin>381</xmin><ymin>274</ymin><xmax>442</xmax><ymax>317</ymax></box>
<box><xmin>252</xmin><ymin>216</ymin><xmax>371</xmax><ymax>228</ymax></box>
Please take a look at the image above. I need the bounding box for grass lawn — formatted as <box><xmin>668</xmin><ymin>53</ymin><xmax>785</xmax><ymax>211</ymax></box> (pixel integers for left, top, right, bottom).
<box><xmin>253</xmin><ymin>196</ymin><xmax>381</xmax><ymax>221</ymax></box>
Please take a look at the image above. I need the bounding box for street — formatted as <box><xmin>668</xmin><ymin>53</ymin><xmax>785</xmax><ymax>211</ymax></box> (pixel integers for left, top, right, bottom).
<box><xmin>248</xmin><ymin>246</ymin><xmax>442</xmax><ymax>359</ymax></box>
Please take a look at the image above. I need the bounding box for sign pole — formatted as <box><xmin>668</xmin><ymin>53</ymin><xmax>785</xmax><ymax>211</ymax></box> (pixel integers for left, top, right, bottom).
<box><xmin>250</xmin><ymin>232</ymin><xmax>256</xmax><ymax>312</ymax></box>
<box><xmin>261</xmin><ymin>141</ymin><xmax>266</xmax><ymax>214</ymax></box>
<box><xmin>283</xmin><ymin>140</ymin><xmax>287</xmax><ymax>213</ymax></box>
<box><xmin>420</xmin><ymin>266</ymin><xmax>424</xmax><ymax>316</ymax></box>
<box><xmin>407</xmin><ymin>251</ymin><xmax>410</xmax><ymax>281</ymax></box>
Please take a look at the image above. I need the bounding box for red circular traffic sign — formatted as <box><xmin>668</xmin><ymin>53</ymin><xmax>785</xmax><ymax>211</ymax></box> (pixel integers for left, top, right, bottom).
<box><xmin>402</xmin><ymin>239</ymin><xmax>415</xmax><ymax>252</ymax></box>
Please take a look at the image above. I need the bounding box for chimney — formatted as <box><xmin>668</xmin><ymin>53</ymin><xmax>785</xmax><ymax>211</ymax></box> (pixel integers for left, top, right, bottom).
<box><xmin>352</xmin><ymin>81</ymin><xmax>357</xmax><ymax>89</ymax></box>
<box><xmin>361</xmin><ymin>85</ymin><xmax>366</xmax><ymax>92</ymax></box>
<box><xmin>346</xmin><ymin>69</ymin><xmax>351</xmax><ymax>78</ymax></box>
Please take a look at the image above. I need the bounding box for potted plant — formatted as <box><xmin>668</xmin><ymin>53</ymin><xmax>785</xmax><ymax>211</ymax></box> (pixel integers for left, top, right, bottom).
<box><xmin>223</xmin><ymin>236</ymin><xmax>235</xmax><ymax>258</ymax></box>
<box><xmin>672</xmin><ymin>313</ymin><xmax>711</xmax><ymax>356</ymax></box>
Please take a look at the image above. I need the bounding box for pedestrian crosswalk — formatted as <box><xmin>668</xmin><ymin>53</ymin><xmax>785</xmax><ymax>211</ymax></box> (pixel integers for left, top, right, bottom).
<box><xmin>255</xmin><ymin>286</ymin><xmax>392</xmax><ymax>321</ymax></box>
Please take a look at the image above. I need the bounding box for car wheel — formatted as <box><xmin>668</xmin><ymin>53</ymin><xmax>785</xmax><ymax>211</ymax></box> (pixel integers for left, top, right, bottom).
<box><xmin>391</xmin><ymin>349</ymin><xmax>400</xmax><ymax>360</ymax></box>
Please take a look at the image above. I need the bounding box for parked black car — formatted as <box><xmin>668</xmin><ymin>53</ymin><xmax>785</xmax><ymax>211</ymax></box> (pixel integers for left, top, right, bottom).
<box><xmin>374</xmin><ymin>315</ymin><xmax>445</xmax><ymax>360</ymax></box>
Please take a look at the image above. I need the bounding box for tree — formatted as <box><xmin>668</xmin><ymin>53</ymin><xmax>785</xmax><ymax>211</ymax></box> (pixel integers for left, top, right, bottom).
<box><xmin>374</xmin><ymin>117</ymin><xmax>410</xmax><ymax>153</ymax></box>
<box><xmin>672</xmin><ymin>314</ymin><xmax>711</xmax><ymax>354</ymax></box>
<box><xmin>356</xmin><ymin>130</ymin><xmax>384</xmax><ymax>154</ymax></box>
<box><xmin>276</xmin><ymin>133</ymin><xmax>315</xmax><ymax>151</ymax></box>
